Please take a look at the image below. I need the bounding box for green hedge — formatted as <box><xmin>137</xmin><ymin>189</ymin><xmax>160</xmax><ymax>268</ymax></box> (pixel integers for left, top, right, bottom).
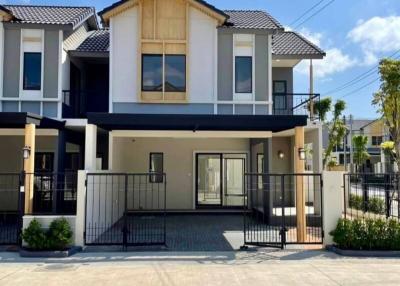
<box><xmin>22</xmin><ymin>218</ymin><xmax>73</xmax><ymax>251</ymax></box>
<box><xmin>349</xmin><ymin>194</ymin><xmax>385</xmax><ymax>215</ymax></box>
<box><xmin>330</xmin><ymin>218</ymin><xmax>400</xmax><ymax>250</ymax></box>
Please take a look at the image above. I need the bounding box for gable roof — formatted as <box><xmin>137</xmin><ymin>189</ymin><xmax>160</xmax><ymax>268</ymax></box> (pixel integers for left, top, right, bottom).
<box><xmin>1</xmin><ymin>5</ymin><xmax>98</xmax><ymax>29</ymax></box>
<box><xmin>272</xmin><ymin>31</ymin><xmax>325</xmax><ymax>59</ymax></box>
<box><xmin>75</xmin><ymin>29</ymin><xmax>110</xmax><ymax>53</ymax></box>
<box><xmin>99</xmin><ymin>0</ymin><xmax>229</xmax><ymax>25</ymax></box>
<box><xmin>223</xmin><ymin>10</ymin><xmax>283</xmax><ymax>31</ymax></box>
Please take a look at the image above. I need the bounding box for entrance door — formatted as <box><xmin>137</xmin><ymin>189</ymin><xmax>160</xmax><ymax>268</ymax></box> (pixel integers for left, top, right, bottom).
<box><xmin>196</xmin><ymin>153</ymin><xmax>246</xmax><ymax>208</ymax></box>
<box><xmin>196</xmin><ymin>154</ymin><xmax>222</xmax><ymax>207</ymax></box>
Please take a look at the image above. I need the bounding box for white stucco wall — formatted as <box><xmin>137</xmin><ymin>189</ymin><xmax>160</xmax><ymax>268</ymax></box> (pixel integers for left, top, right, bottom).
<box><xmin>111</xmin><ymin>137</ymin><xmax>250</xmax><ymax>210</ymax></box>
<box><xmin>110</xmin><ymin>7</ymin><xmax>138</xmax><ymax>103</ymax></box>
<box><xmin>188</xmin><ymin>7</ymin><xmax>217</xmax><ymax>103</ymax></box>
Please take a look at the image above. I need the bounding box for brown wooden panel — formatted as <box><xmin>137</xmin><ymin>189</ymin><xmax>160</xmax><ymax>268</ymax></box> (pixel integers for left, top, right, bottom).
<box><xmin>165</xmin><ymin>43</ymin><xmax>186</xmax><ymax>54</ymax></box>
<box><xmin>142</xmin><ymin>0</ymin><xmax>155</xmax><ymax>39</ymax></box>
<box><xmin>156</xmin><ymin>0</ymin><xmax>186</xmax><ymax>40</ymax></box>
<box><xmin>164</xmin><ymin>92</ymin><xmax>186</xmax><ymax>101</ymax></box>
<box><xmin>142</xmin><ymin>42</ymin><xmax>163</xmax><ymax>54</ymax></box>
<box><xmin>142</xmin><ymin>92</ymin><xmax>164</xmax><ymax>101</ymax></box>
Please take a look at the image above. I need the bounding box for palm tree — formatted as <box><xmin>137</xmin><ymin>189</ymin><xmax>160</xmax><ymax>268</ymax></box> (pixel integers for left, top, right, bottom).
<box><xmin>352</xmin><ymin>135</ymin><xmax>370</xmax><ymax>170</ymax></box>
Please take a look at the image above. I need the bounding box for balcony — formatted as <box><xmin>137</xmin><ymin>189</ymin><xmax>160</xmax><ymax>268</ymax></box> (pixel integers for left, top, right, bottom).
<box><xmin>273</xmin><ymin>93</ymin><xmax>320</xmax><ymax>120</ymax></box>
<box><xmin>62</xmin><ymin>90</ymin><xmax>109</xmax><ymax>119</ymax></box>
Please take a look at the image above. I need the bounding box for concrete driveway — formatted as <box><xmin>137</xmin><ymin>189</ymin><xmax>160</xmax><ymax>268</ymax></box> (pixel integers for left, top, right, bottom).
<box><xmin>0</xmin><ymin>250</ymin><xmax>400</xmax><ymax>285</ymax></box>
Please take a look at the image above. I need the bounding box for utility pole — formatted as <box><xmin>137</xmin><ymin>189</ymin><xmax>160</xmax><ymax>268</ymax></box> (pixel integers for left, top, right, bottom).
<box><xmin>309</xmin><ymin>59</ymin><xmax>314</xmax><ymax>120</ymax></box>
<box><xmin>349</xmin><ymin>115</ymin><xmax>354</xmax><ymax>172</ymax></box>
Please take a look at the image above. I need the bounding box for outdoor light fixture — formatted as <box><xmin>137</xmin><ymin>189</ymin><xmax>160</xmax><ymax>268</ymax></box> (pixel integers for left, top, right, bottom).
<box><xmin>277</xmin><ymin>150</ymin><xmax>285</xmax><ymax>159</ymax></box>
<box><xmin>22</xmin><ymin>146</ymin><xmax>31</xmax><ymax>160</ymax></box>
<box><xmin>298</xmin><ymin>148</ymin><xmax>306</xmax><ymax>160</ymax></box>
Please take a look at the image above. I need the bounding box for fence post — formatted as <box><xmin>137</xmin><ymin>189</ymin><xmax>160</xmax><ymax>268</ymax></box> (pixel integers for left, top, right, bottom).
<box><xmin>75</xmin><ymin>170</ymin><xmax>87</xmax><ymax>247</ymax></box>
<box><xmin>385</xmin><ymin>174</ymin><xmax>390</xmax><ymax>219</ymax></box>
<box><xmin>322</xmin><ymin>171</ymin><xmax>344</xmax><ymax>246</ymax></box>
<box><xmin>280</xmin><ymin>175</ymin><xmax>286</xmax><ymax>249</ymax></box>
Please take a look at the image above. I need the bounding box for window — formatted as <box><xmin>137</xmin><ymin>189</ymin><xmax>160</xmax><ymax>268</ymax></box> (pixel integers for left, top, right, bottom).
<box><xmin>165</xmin><ymin>55</ymin><xmax>186</xmax><ymax>92</ymax></box>
<box><xmin>34</xmin><ymin>153</ymin><xmax>54</xmax><ymax>173</ymax></box>
<box><xmin>142</xmin><ymin>54</ymin><xmax>186</xmax><ymax>93</ymax></box>
<box><xmin>235</xmin><ymin>56</ymin><xmax>252</xmax><ymax>93</ymax></box>
<box><xmin>273</xmin><ymin>81</ymin><xmax>287</xmax><ymax>110</ymax></box>
<box><xmin>149</xmin><ymin>153</ymin><xmax>164</xmax><ymax>183</ymax></box>
<box><xmin>372</xmin><ymin>136</ymin><xmax>383</xmax><ymax>146</ymax></box>
<box><xmin>142</xmin><ymin>54</ymin><xmax>163</xmax><ymax>92</ymax></box>
<box><xmin>23</xmin><ymin>52</ymin><xmax>42</xmax><ymax>90</ymax></box>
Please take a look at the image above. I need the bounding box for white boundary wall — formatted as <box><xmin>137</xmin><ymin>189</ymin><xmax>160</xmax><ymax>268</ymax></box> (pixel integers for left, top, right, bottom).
<box><xmin>322</xmin><ymin>171</ymin><xmax>344</xmax><ymax>245</ymax></box>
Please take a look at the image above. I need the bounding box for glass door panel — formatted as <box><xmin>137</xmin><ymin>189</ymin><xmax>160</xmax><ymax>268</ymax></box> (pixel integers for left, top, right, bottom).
<box><xmin>224</xmin><ymin>158</ymin><xmax>245</xmax><ymax>207</ymax></box>
<box><xmin>197</xmin><ymin>154</ymin><xmax>222</xmax><ymax>206</ymax></box>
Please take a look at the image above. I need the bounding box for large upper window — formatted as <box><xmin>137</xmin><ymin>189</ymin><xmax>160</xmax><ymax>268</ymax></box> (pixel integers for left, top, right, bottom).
<box><xmin>142</xmin><ymin>54</ymin><xmax>186</xmax><ymax>93</ymax></box>
<box><xmin>235</xmin><ymin>56</ymin><xmax>252</xmax><ymax>94</ymax></box>
<box><xmin>142</xmin><ymin>54</ymin><xmax>163</xmax><ymax>92</ymax></box>
<box><xmin>23</xmin><ymin>52</ymin><xmax>42</xmax><ymax>91</ymax></box>
<box><xmin>165</xmin><ymin>55</ymin><xmax>186</xmax><ymax>92</ymax></box>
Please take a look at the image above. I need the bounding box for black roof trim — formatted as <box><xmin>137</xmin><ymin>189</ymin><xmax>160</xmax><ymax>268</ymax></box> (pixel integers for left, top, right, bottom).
<box><xmin>0</xmin><ymin>112</ymin><xmax>65</xmax><ymax>129</ymax></box>
<box><xmin>98</xmin><ymin>0</ymin><xmax>229</xmax><ymax>23</ymax></box>
<box><xmin>87</xmin><ymin>113</ymin><xmax>307</xmax><ymax>132</ymax></box>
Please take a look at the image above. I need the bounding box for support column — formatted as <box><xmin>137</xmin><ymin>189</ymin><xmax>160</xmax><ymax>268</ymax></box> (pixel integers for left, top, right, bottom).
<box><xmin>85</xmin><ymin>124</ymin><xmax>97</xmax><ymax>171</ymax></box>
<box><xmin>24</xmin><ymin>123</ymin><xmax>36</xmax><ymax>214</ymax></box>
<box><xmin>263</xmin><ymin>138</ymin><xmax>272</xmax><ymax>223</ymax></box>
<box><xmin>294</xmin><ymin>126</ymin><xmax>306</xmax><ymax>242</ymax></box>
<box><xmin>54</xmin><ymin>129</ymin><xmax>66</xmax><ymax>214</ymax></box>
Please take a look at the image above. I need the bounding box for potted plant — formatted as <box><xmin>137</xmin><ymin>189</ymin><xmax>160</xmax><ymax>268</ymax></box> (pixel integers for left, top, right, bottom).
<box><xmin>20</xmin><ymin>218</ymin><xmax>80</xmax><ymax>258</ymax></box>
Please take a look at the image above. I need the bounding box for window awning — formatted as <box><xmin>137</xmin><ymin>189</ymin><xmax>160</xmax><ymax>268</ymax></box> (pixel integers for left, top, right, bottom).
<box><xmin>87</xmin><ymin>113</ymin><xmax>307</xmax><ymax>133</ymax></box>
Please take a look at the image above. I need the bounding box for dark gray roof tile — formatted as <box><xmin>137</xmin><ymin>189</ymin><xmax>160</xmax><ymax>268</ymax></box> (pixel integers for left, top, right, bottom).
<box><xmin>273</xmin><ymin>32</ymin><xmax>325</xmax><ymax>57</ymax></box>
<box><xmin>75</xmin><ymin>29</ymin><xmax>110</xmax><ymax>53</ymax></box>
<box><xmin>223</xmin><ymin>10</ymin><xmax>283</xmax><ymax>30</ymax></box>
<box><xmin>3</xmin><ymin>5</ymin><xmax>96</xmax><ymax>28</ymax></box>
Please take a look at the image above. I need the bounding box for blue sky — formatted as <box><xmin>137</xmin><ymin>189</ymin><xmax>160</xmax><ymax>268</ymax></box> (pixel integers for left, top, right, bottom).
<box><xmin>3</xmin><ymin>0</ymin><xmax>400</xmax><ymax>119</ymax></box>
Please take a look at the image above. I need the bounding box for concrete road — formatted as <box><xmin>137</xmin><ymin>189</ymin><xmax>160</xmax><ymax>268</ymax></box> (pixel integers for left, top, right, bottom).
<box><xmin>0</xmin><ymin>250</ymin><xmax>400</xmax><ymax>286</ymax></box>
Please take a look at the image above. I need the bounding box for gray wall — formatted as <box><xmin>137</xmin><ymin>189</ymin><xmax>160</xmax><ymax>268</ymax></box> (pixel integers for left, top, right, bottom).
<box><xmin>217</xmin><ymin>30</ymin><xmax>271</xmax><ymax>102</ymax></box>
<box><xmin>272</xmin><ymin>67</ymin><xmax>293</xmax><ymax>94</ymax></box>
<box><xmin>3</xmin><ymin>28</ymin><xmax>20</xmax><ymax>98</ymax></box>
<box><xmin>43</xmin><ymin>30</ymin><xmax>60</xmax><ymax>98</ymax></box>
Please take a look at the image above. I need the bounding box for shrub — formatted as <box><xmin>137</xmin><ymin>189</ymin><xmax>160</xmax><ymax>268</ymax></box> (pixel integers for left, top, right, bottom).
<box><xmin>348</xmin><ymin>194</ymin><xmax>385</xmax><ymax>215</ymax></box>
<box><xmin>330</xmin><ymin>218</ymin><xmax>400</xmax><ymax>250</ymax></box>
<box><xmin>349</xmin><ymin>194</ymin><xmax>363</xmax><ymax>211</ymax></box>
<box><xmin>22</xmin><ymin>218</ymin><xmax>73</xmax><ymax>251</ymax></box>
<box><xmin>21</xmin><ymin>219</ymin><xmax>48</xmax><ymax>250</ymax></box>
<box><xmin>47</xmin><ymin>218</ymin><xmax>73</xmax><ymax>250</ymax></box>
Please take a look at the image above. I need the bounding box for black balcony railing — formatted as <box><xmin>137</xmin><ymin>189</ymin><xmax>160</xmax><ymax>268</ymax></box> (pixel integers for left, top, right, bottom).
<box><xmin>62</xmin><ymin>90</ymin><xmax>109</xmax><ymax>119</ymax></box>
<box><xmin>273</xmin><ymin>93</ymin><xmax>320</xmax><ymax>120</ymax></box>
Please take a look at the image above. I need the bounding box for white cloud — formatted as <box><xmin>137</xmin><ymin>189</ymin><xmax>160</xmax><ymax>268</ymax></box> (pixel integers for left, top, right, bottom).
<box><xmin>294</xmin><ymin>28</ymin><xmax>356</xmax><ymax>78</ymax></box>
<box><xmin>348</xmin><ymin>16</ymin><xmax>400</xmax><ymax>65</ymax></box>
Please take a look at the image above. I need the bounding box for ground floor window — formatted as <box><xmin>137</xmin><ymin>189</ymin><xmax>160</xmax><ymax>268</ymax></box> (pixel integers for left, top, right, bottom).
<box><xmin>149</xmin><ymin>152</ymin><xmax>164</xmax><ymax>183</ymax></box>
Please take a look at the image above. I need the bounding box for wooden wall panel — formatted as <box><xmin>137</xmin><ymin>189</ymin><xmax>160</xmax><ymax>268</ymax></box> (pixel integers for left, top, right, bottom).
<box><xmin>142</xmin><ymin>42</ymin><xmax>163</xmax><ymax>54</ymax></box>
<box><xmin>165</xmin><ymin>43</ymin><xmax>186</xmax><ymax>54</ymax></box>
<box><xmin>156</xmin><ymin>0</ymin><xmax>186</xmax><ymax>40</ymax></box>
<box><xmin>142</xmin><ymin>0</ymin><xmax>155</xmax><ymax>39</ymax></box>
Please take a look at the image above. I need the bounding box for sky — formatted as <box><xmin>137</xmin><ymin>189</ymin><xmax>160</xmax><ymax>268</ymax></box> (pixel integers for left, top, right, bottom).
<box><xmin>2</xmin><ymin>0</ymin><xmax>400</xmax><ymax>119</ymax></box>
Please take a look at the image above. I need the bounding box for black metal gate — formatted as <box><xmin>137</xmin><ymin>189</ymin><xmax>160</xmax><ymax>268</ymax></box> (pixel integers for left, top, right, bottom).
<box><xmin>85</xmin><ymin>173</ymin><xmax>167</xmax><ymax>247</ymax></box>
<box><xmin>243</xmin><ymin>173</ymin><xmax>323</xmax><ymax>249</ymax></box>
<box><xmin>0</xmin><ymin>174</ymin><xmax>22</xmax><ymax>245</ymax></box>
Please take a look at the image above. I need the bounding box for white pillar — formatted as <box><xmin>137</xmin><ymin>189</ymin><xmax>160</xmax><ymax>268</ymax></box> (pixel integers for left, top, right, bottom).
<box><xmin>75</xmin><ymin>170</ymin><xmax>87</xmax><ymax>247</ymax></box>
<box><xmin>85</xmin><ymin>124</ymin><xmax>97</xmax><ymax>171</ymax></box>
<box><xmin>322</xmin><ymin>171</ymin><xmax>344</xmax><ymax>246</ymax></box>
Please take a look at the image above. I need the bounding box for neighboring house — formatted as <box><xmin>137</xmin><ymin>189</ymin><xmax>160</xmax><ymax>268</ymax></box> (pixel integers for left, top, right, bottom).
<box><xmin>0</xmin><ymin>1</ymin><xmax>325</xmax><ymax>211</ymax></box>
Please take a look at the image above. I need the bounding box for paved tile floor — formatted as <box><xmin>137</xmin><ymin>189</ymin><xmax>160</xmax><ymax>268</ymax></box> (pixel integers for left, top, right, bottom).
<box><xmin>1</xmin><ymin>250</ymin><xmax>400</xmax><ymax>285</ymax></box>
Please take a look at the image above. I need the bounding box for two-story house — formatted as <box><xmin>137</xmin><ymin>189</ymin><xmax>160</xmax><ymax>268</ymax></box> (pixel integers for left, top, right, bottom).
<box><xmin>0</xmin><ymin>1</ymin><xmax>325</xmax><ymax>213</ymax></box>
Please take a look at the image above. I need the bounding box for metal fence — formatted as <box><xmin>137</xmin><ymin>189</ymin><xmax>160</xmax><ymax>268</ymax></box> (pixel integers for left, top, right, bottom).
<box><xmin>244</xmin><ymin>173</ymin><xmax>323</xmax><ymax>249</ymax></box>
<box><xmin>343</xmin><ymin>173</ymin><xmax>400</xmax><ymax>221</ymax></box>
<box><xmin>85</xmin><ymin>173</ymin><xmax>167</xmax><ymax>247</ymax></box>
<box><xmin>25</xmin><ymin>172</ymin><xmax>78</xmax><ymax>215</ymax></box>
<box><xmin>0</xmin><ymin>174</ymin><xmax>22</xmax><ymax>245</ymax></box>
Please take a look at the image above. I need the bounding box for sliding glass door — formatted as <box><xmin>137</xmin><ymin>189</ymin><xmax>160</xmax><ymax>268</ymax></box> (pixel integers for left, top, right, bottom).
<box><xmin>196</xmin><ymin>153</ymin><xmax>246</xmax><ymax>208</ymax></box>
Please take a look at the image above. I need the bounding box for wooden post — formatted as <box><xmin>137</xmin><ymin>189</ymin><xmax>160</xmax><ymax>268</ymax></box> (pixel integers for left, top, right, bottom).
<box><xmin>294</xmin><ymin>126</ymin><xmax>306</xmax><ymax>242</ymax></box>
<box><xmin>24</xmin><ymin>123</ymin><xmax>36</xmax><ymax>214</ymax></box>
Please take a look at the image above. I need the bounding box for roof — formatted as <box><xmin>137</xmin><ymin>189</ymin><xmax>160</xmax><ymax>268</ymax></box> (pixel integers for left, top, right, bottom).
<box><xmin>98</xmin><ymin>0</ymin><xmax>229</xmax><ymax>24</ymax></box>
<box><xmin>1</xmin><ymin>5</ymin><xmax>97</xmax><ymax>29</ymax></box>
<box><xmin>87</xmin><ymin>113</ymin><xmax>307</xmax><ymax>132</ymax></box>
<box><xmin>0</xmin><ymin>112</ymin><xmax>65</xmax><ymax>129</ymax></box>
<box><xmin>273</xmin><ymin>32</ymin><xmax>325</xmax><ymax>59</ymax></box>
<box><xmin>75</xmin><ymin>29</ymin><xmax>110</xmax><ymax>53</ymax></box>
<box><xmin>223</xmin><ymin>10</ymin><xmax>283</xmax><ymax>31</ymax></box>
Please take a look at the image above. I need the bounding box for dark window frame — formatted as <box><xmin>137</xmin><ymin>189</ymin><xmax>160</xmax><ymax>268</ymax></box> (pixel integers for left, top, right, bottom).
<box><xmin>372</xmin><ymin>136</ymin><xmax>383</xmax><ymax>146</ymax></box>
<box><xmin>149</xmin><ymin>152</ymin><xmax>164</xmax><ymax>183</ymax></box>
<box><xmin>273</xmin><ymin>80</ymin><xmax>288</xmax><ymax>111</ymax></box>
<box><xmin>141</xmin><ymin>54</ymin><xmax>163</xmax><ymax>92</ymax></box>
<box><xmin>165</xmin><ymin>54</ymin><xmax>186</xmax><ymax>93</ymax></box>
<box><xmin>23</xmin><ymin>52</ymin><xmax>42</xmax><ymax>91</ymax></box>
<box><xmin>235</xmin><ymin>56</ymin><xmax>253</xmax><ymax>94</ymax></box>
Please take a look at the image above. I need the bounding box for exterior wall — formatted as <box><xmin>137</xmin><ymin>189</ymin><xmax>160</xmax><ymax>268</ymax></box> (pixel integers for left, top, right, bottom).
<box><xmin>217</xmin><ymin>31</ymin><xmax>233</xmax><ymax>101</ymax></box>
<box><xmin>110</xmin><ymin>7</ymin><xmax>138</xmax><ymax>104</ymax></box>
<box><xmin>305</xmin><ymin>127</ymin><xmax>323</xmax><ymax>173</ymax></box>
<box><xmin>272</xmin><ymin>67</ymin><xmax>293</xmax><ymax>94</ymax></box>
<box><xmin>111</xmin><ymin>137</ymin><xmax>249</xmax><ymax>209</ymax></box>
<box><xmin>271</xmin><ymin>137</ymin><xmax>293</xmax><ymax>173</ymax></box>
<box><xmin>43</xmin><ymin>30</ymin><xmax>60</xmax><ymax>99</ymax></box>
<box><xmin>3</xmin><ymin>27</ymin><xmax>20</xmax><ymax>98</ymax></box>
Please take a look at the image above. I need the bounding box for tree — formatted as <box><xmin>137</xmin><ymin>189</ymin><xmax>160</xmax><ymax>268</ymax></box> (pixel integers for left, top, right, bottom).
<box><xmin>323</xmin><ymin>99</ymin><xmax>347</xmax><ymax>168</ymax></box>
<box><xmin>372</xmin><ymin>58</ymin><xmax>400</xmax><ymax>171</ymax></box>
<box><xmin>314</xmin><ymin>97</ymin><xmax>332</xmax><ymax>122</ymax></box>
<box><xmin>352</xmin><ymin>135</ymin><xmax>370</xmax><ymax>168</ymax></box>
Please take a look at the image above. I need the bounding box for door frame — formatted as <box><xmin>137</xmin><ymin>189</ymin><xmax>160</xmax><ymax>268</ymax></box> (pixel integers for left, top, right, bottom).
<box><xmin>193</xmin><ymin>151</ymin><xmax>249</xmax><ymax>209</ymax></box>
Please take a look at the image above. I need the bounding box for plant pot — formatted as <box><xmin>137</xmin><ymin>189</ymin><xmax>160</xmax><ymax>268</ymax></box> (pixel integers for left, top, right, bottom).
<box><xmin>19</xmin><ymin>246</ymin><xmax>82</xmax><ymax>258</ymax></box>
<box><xmin>326</xmin><ymin>245</ymin><xmax>400</xmax><ymax>257</ymax></box>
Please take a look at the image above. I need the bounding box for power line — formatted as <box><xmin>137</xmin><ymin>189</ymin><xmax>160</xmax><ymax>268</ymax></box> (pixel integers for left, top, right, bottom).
<box><xmin>294</xmin><ymin>0</ymin><xmax>336</xmax><ymax>29</ymax></box>
<box><xmin>339</xmin><ymin>78</ymin><xmax>380</xmax><ymax>99</ymax></box>
<box><xmin>323</xmin><ymin>49</ymin><xmax>400</xmax><ymax>96</ymax></box>
<box><xmin>289</xmin><ymin>0</ymin><xmax>326</xmax><ymax>27</ymax></box>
